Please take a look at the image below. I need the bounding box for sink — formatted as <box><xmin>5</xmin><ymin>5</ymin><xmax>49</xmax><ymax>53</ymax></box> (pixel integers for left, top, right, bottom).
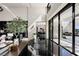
<box><xmin>0</xmin><ymin>43</ymin><xmax>6</xmax><ymax>48</ymax></box>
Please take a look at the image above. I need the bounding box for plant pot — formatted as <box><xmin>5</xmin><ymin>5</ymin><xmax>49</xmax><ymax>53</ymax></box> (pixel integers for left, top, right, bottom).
<box><xmin>14</xmin><ymin>38</ymin><xmax>19</xmax><ymax>46</ymax></box>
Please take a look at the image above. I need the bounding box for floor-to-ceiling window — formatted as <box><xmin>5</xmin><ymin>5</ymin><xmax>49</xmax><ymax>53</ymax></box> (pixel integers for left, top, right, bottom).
<box><xmin>48</xmin><ymin>3</ymin><xmax>78</xmax><ymax>56</ymax></box>
<box><xmin>53</xmin><ymin>15</ymin><xmax>59</xmax><ymax>56</ymax></box>
<box><xmin>60</xmin><ymin>5</ymin><xmax>72</xmax><ymax>52</ymax></box>
<box><xmin>53</xmin><ymin>16</ymin><xmax>58</xmax><ymax>43</ymax></box>
<box><xmin>75</xmin><ymin>3</ymin><xmax>79</xmax><ymax>55</ymax></box>
<box><xmin>48</xmin><ymin>20</ymin><xmax>53</xmax><ymax>55</ymax></box>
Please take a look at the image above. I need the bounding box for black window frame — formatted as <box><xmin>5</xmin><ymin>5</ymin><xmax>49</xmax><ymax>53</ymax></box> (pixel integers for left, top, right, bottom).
<box><xmin>48</xmin><ymin>3</ymin><xmax>78</xmax><ymax>56</ymax></box>
<box><xmin>53</xmin><ymin>15</ymin><xmax>59</xmax><ymax>44</ymax></box>
<box><xmin>60</xmin><ymin>3</ymin><xmax>73</xmax><ymax>52</ymax></box>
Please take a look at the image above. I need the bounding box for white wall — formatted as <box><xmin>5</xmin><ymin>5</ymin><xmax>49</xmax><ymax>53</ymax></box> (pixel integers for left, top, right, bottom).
<box><xmin>28</xmin><ymin>6</ymin><xmax>46</xmax><ymax>40</ymax></box>
<box><xmin>28</xmin><ymin>16</ymin><xmax>43</xmax><ymax>40</ymax></box>
<box><xmin>28</xmin><ymin>7</ymin><xmax>46</xmax><ymax>26</ymax></box>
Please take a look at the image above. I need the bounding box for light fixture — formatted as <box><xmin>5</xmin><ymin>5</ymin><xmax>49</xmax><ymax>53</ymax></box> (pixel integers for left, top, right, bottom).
<box><xmin>0</xmin><ymin>6</ymin><xmax>3</xmax><ymax>12</ymax></box>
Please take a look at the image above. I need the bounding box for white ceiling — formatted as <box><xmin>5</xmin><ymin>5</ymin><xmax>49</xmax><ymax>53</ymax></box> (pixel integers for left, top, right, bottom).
<box><xmin>30</xmin><ymin>3</ymin><xmax>47</xmax><ymax>7</ymax></box>
<box><xmin>0</xmin><ymin>3</ymin><xmax>47</xmax><ymax>21</ymax></box>
<box><xmin>2</xmin><ymin>3</ymin><xmax>47</xmax><ymax>8</ymax></box>
<box><xmin>2</xmin><ymin>3</ymin><xmax>30</xmax><ymax>8</ymax></box>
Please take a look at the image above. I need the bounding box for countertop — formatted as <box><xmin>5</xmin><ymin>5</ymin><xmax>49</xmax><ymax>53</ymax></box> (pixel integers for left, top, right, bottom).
<box><xmin>6</xmin><ymin>38</ymin><xmax>31</xmax><ymax>56</ymax></box>
<box><xmin>0</xmin><ymin>42</ymin><xmax>13</xmax><ymax>50</ymax></box>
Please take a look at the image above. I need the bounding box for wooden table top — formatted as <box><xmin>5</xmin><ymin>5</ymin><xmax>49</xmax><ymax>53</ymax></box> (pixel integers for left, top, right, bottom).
<box><xmin>6</xmin><ymin>39</ymin><xmax>30</xmax><ymax>56</ymax></box>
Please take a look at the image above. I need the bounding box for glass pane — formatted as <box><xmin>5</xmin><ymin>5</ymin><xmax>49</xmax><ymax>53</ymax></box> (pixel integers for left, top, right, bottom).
<box><xmin>60</xmin><ymin>47</ymin><xmax>74</xmax><ymax>56</ymax></box>
<box><xmin>48</xmin><ymin>20</ymin><xmax>53</xmax><ymax>55</ymax></box>
<box><xmin>53</xmin><ymin>16</ymin><xmax>58</xmax><ymax>43</ymax></box>
<box><xmin>60</xmin><ymin>7</ymin><xmax>72</xmax><ymax>52</ymax></box>
<box><xmin>49</xmin><ymin>20</ymin><xmax>52</xmax><ymax>40</ymax></box>
<box><xmin>53</xmin><ymin>43</ymin><xmax>58</xmax><ymax>56</ymax></box>
<box><xmin>50</xmin><ymin>41</ymin><xmax>53</xmax><ymax>55</ymax></box>
<box><xmin>75</xmin><ymin>4</ymin><xmax>79</xmax><ymax>55</ymax></box>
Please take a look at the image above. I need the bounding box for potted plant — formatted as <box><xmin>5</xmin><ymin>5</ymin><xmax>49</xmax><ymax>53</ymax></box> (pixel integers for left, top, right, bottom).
<box><xmin>7</xmin><ymin>17</ymin><xmax>28</xmax><ymax>45</ymax></box>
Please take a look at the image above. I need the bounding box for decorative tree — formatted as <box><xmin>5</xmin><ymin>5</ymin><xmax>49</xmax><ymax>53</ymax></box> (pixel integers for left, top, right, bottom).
<box><xmin>7</xmin><ymin>17</ymin><xmax>28</xmax><ymax>38</ymax></box>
